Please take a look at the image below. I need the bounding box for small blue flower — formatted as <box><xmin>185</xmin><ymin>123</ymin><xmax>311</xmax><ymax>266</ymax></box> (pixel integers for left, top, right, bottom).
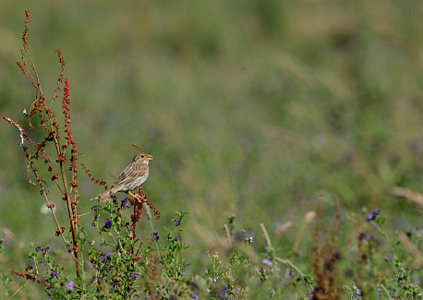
<box><xmin>152</xmin><ymin>232</ymin><xmax>159</xmax><ymax>241</ymax></box>
<box><xmin>51</xmin><ymin>271</ymin><xmax>58</xmax><ymax>278</ymax></box>
<box><xmin>65</xmin><ymin>280</ymin><xmax>74</xmax><ymax>291</ymax></box>
<box><xmin>131</xmin><ymin>273</ymin><xmax>137</xmax><ymax>280</ymax></box>
<box><xmin>174</xmin><ymin>220</ymin><xmax>181</xmax><ymax>226</ymax></box>
<box><xmin>109</xmin><ymin>285</ymin><xmax>115</xmax><ymax>290</ymax></box>
<box><xmin>35</xmin><ymin>246</ymin><xmax>41</xmax><ymax>252</ymax></box>
<box><xmin>91</xmin><ymin>206</ymin><xmax>98</xmax><ymax>211</ymax></box>
<box><xmin>104</xmin><ymin>220</ymin><xmax>112</xmax><ymax>229</ymax></box>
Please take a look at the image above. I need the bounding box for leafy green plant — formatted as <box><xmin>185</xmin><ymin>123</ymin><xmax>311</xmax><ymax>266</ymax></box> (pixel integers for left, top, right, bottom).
<box><xmin>4</xmin><ymin>9</ymin><xmax>423</xmax><ymax>300</ymax></box>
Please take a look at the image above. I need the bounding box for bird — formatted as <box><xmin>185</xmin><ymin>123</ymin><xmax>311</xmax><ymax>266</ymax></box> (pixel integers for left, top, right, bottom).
<box><xmin>100</xmin><ymin>152</ymin><xmax>153</xmax><ymax>202</ymax></box>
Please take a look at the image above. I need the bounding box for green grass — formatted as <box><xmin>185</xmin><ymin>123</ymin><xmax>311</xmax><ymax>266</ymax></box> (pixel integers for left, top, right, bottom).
<box><xmin>2</xmin><ymin>0</ymin><xmax>423</xmax><ymax>298</ymax></box>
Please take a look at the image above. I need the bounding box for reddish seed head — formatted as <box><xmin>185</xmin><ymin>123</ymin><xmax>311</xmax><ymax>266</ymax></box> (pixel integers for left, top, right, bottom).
<box><xmin>24</xmin><ymin>10</ymin><xmax>30</xmax><ymax>23</ymax></box>
<box><xmin>70</xmin><ymin>181</ymin><xmax>78</xmax><ymax>187</ymax></box>
<box><xmin>55</xmin><ymin>227</ymin><xmax>64</xmax><ymax>236</ymax></box>
<box><xmin>56</xmin><ymin>154</ymin><xmax>66</xmax><ymax>163</ymax></box>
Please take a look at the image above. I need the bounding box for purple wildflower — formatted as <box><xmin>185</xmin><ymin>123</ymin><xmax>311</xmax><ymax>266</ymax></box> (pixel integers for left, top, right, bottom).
<box><xmin>35</xmin><ymin>246</ymin><xmax>41</xmax><ymax>252</ymax></box>
<box><xmin>65</xmin><ymin>280</ymin><xmax>74</xmax><ymax>291</ymax></box>
<box><xmin>131</xmin><ymin>273</ymin><xmax>137</xmax><ymax>280</ymax></box>
<box><xmin>218</xmin><ymin>286</ymin><xmax>228</xmax><ymax>299</ymax></box>
<box><xmin>68</xmin><ymin>248</ymin><xmax>74</xmax><ymax>253</ymax></box>
<box><xmin>121</xmin><ymin>198</ymin><xmax>129</xmax><ymax>208</ymax></box>
<box><xmin>261</xmin><ymin>258</ymin><xmax>273</xmax><ymax>267</ymax></box>
<box><xmin>109</xmin><ymin>285</ymin><xmax>115</xmax><ymax>290</ymax></box>
<box><xmin>51</xmin><ymin>271</ymin><xmax>58</xmax><ymax>278</ymax></box>
<box><xmin>91</xmin><ymin>206</ymin><xmax>98</xmax><ymax>220</ymax></box>
<box><xmin>99</xmin><ymin>253</ymin><xmax>110</xmax><ymax>263</ymax></box>
<box><xmin>152</xmin><ymin>232</ymin><xmax>159</xmax><ymax>241</ymax></box>
<box><xmin>192</xmin><ymin>292</ymin><xmax>199</xmax><ymax>300</ymax></box>
<box><xmin>259</xmin><ymin>268</ymin><xmax>268</xmax><ymax>281</ymax></box>
<box><xmin>174</xmin><ymin>220</ymin><xmax>181</xmax><ymax>226</ymax></box>
<box><xmin>352</xmin><ymin>283</ymin><xmax>361</xmax><ymax>299</ymax></box>
<box><xmin>366</xmin><ymin>209</ymin><xmax>380</xmax><ymax>222</ymax></box>
<box><xmin>104</xmin><ymin>220</ymin><xmax>112</xmax><ymax>229</ymax></box>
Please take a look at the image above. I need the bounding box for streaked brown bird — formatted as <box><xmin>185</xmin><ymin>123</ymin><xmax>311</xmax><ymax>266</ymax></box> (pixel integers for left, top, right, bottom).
<box><xmin>100</xmin><ymin>152</ymin><xmax>153</xmax><ymax>202</ymax></box>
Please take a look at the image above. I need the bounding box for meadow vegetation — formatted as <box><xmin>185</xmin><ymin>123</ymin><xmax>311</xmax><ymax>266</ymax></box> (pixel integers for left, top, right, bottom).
<box><xmin>2</xmin><ymin>1</ymin><xmax>423</xmax><ymax>298</ymax></box>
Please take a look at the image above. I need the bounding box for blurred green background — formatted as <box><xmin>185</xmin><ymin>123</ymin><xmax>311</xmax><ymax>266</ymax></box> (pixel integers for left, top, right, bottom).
<box><xmin>2</xmin><ymin>0</ymin><xmax>423</xmax><ymax>289</ymax></box>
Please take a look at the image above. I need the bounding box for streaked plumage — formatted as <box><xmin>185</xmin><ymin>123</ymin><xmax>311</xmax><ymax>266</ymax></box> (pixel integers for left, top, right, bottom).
<box><xmin>100</xmin><ymin>152</ymin><xmax>152</xmax><ymax>202</ymax></box>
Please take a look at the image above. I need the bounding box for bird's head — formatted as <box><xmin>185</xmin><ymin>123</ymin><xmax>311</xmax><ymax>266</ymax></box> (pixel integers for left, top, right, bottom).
<box><xmin>133</xmin><ymin>152</ymin><xmax>153</xmax><ymax>164</ymax></box>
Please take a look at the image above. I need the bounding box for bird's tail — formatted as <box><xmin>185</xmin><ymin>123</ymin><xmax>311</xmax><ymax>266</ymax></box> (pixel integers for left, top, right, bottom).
<box><xmin>100</xmin><ymin>188</ymin><xmax>116</xmax><ymax>202</ymax></box>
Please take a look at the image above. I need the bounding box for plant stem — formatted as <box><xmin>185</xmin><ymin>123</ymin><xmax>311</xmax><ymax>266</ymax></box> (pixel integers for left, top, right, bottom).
<box><xmin>146</xmin><ymin>206</ymin><xmax>162</xmax><ymax>260</ymax></box>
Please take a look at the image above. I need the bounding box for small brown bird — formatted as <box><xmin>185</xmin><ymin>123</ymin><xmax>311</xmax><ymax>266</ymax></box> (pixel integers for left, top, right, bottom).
<box><xmin>100</xmin><ymin>152</ymin><xmax>153</xmax><ymax>202</ymax></box>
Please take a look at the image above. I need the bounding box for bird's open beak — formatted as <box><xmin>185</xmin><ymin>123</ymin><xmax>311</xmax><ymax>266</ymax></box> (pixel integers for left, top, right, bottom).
<box><xmin>146</xmin><ymin>154</ymin><xmax>153</xmax><ymax>161</ymax></box>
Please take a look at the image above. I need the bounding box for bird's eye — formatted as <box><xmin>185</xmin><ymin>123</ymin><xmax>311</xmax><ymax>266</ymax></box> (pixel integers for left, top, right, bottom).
<box><xmin>141</xmin><ymin>154</ymin><xmax>145</xmax><ymax>158</ymax></box>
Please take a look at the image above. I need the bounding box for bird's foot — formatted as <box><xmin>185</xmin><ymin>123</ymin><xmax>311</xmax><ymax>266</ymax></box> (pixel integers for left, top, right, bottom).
<box><xmin>128</xmin><ymin>191</ymin><xmax>143</xmax><ymax>202</ymax></box>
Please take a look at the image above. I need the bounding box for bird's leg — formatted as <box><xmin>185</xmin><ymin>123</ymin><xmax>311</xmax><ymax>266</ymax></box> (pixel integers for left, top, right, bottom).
<box><xmin>128</xmin><ymin>191</ymin><xmax>142</xmax><ymax>202</ymax></box>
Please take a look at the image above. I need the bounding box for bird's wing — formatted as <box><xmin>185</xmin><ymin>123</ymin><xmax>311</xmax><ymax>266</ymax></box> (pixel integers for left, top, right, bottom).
<box><xmin>112</xmin><ymin>162</ymin><xmax>135</xmax><ymax>188</ymax></box>
<box><xmin>112</xmin><ymin>162</ymin><xmax>147</xmax><ymax>190</ymax></box>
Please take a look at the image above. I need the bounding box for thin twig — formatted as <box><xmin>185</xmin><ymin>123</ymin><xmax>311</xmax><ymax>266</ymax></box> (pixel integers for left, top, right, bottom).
<box><xmin>390</xmin><ymin>187</ymin><xmax>423</xmax><ymax>208</ymax></box>
<box><xmin>275</xmin><ymin>257</ymin><xmax>306</xmax><ymax>278</ymax></box>
<box><xmin>259</xmin><ymin>223</ymin><xmax>272</xmax><ymax>249</ymax></box>
<box><xmin>40</xmin><ymin>192</ymin><xmax>69</xmax><ymax>245</ymax></box>
<box><xmin>9</xmin><ymin>281</ymin><xmax>29</xmax><ymax>299</ymax></box>
<box><xmin>223</xmin><ymin>224</ymin><xmax>232</xmax><ymax>246</ymax></box>
<box><xmin>293</xmin><ymin>211</ymin><xmax>316</xmax><ymax>253</ymax></box>
<box><xmin>380</xmin><ymin>283</ymin><xmax>393</xmax><ymax>300</ymax></box>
